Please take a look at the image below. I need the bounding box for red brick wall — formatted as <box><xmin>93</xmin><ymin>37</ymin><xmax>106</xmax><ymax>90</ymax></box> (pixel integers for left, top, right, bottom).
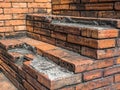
<box><xmin>0</xmin><ymin>0</ymin><xmax>51</xmax><ymax>38</ymax></box>
<box><xmin>52</xmin><ymin>0</ymin><xmax>120</xmax><ymax>18</ymax></box>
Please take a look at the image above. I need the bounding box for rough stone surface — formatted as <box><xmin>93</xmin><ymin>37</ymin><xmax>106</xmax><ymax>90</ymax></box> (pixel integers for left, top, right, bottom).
<box><xmin>30</xmin><ymin>55</ymin><xmax>73</xmax><ymax>80</ymax></box>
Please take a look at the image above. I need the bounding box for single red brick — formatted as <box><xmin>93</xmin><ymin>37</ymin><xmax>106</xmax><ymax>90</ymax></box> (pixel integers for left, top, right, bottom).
<box><xmin>86</xmin><ymin>58</ymin><xmax>114</xmax><ymax>71</ymax></box>
<box><xmin>34</xmin><ymin>27</ymin><xmax>50</xmax><ymax>36</ymax></box>
<box><xmin>113</xmin><ymin>82</ymin><xmax>120</xmax><ymax>90</ymax></box>
<box><xmin>115</xmin><ymin>74</ymin><xmax>120</xmax><ymax>83</ymax></box>
<box><xmin>4</xmin><ymin>8</ymin><xmax>28</xmax><ymax>14</ymax></box>
<box><xmin>60</xmin><ymin>87</ymin><xmax>75</xmax><ymax>90</ymax></box>
<box><xmin>76</xmin><ymin>76</ymin><xmax>113</xmax><ymax>90</ymax></box>
<box><xmin>41</xmin><ymin>35</ymin><xmax>56</xmax><ymax>45</ymax></box>
<box><xmin>51</xmin><ymin>31</ymin><xmax>67</xmax><ymax>41</ymax></box>
<box><xmin>115</xmin><ymin>2</ymin><xmax>120</xmax><ymax>10</ymax></box>
<box><xmin>23</xmin><ymin>80</ymin><xmax>35</xmax><ymax>90</ymax></box>
<box><xmin>0</xmin><ymin>3</ymin><xmax>11</xmax><ymax>7</ymax></box>
<box><xmin>104</xmin><ymin>65</ymin><xmax>120</xmax><ymax>76</ymax></box>
<box><xmin>85</xmin><ymin>3</ymin><xmax>113</xmax><ymax>10</ymax></box>
<box><xmin>83</xmin><ymin>69</ymin><xmax>103</xmax><ymax>81</ymax></box>
<box><xmin>0</xmin><ymin>15</ymin><xmax>12</xmax><ymax>20</ymax></box>
<box><xmin>24</xmin><ymin>54</ymin><xmax>34</xmax><ymax>61</ymax></box>
<box><xmin>116</xmin><ymin>57</ymin><xmax>120</xmax><ymax>64</ymax></box>
<box><xmin>12</xmin><ymin>3</ymin><xmax>27</xmax><ymax>8</ymax></box>
<box><xmin>81</xmin><ymin>0</ymin><xmax>98</xmax><ymax>3</ymax></box>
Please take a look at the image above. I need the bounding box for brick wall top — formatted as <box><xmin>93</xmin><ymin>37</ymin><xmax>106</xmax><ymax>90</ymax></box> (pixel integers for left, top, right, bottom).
<box><xmin>52</xmin><ymin>0</ymin><xmax>120</xmax><ymax>18</ymax></box>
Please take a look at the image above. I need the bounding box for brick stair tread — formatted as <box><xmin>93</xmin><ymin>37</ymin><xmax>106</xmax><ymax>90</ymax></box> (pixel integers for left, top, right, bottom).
<box><xmin>23</xmin><ymin>58</ymin><xmax>82</xmax><ymax>89</ymax></box>
<box><xmin>53</xmin><ymin>21</ymin><xmax>115</xmax><ymax>31</ymax></box>
<box><xmin>1</xmin><ymin>49</ymin><xmax>82</xmax><ymax>89</ymax></box>
<box><xmin>1</xmin><ymin>37</ymin><xmax>115</xmax><ymax>75</ymax></box>
<box><xmin>0</xmin><ymin>37</ymin><xmax>94</xmax><ymax>73</ymax></box>
<box><xmin>52</xmin><ymin>22</ymin><xmax>118</xmax><ymax>39</ymax></box>
<box><xmin>19</xmin><ymin>37</ymin><xmax>94</xmax><ymax>73</ymax></box>
<box><xmin>28</xmin><ymin>14</ymin><xmax>118</xmax><ymax>39</ymax></box>
<box><xmin>29</xmin><ymin>14</ymin><xmax>120</xmax><ymax>28</ymax></box>
<box><xmin>0</xmin><ymin>37</ymin><xmax>116</xmax><ymax>89</ymax></box>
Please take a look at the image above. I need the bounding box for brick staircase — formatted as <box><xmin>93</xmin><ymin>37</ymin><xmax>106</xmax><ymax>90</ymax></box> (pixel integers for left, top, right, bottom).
<box><xmin>0</xmin><ymin>14</ymin><xmax>120</xmax><ymax>90</ymax></box>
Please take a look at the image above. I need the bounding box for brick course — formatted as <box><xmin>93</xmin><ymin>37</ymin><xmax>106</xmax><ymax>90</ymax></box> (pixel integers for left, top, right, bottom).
<box><xmin>52</xmin><ymin>0</ymin><xmax>120</xmax><ymax>19</ymax></box>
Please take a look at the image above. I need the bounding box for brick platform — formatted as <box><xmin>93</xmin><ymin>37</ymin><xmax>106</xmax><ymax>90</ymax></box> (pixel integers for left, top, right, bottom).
<box><xmin>0</xmin><ymin>36</ymin><xmax>119</xmax><ymax>90</ymax></box>
<box><xmin>26</xmin><ymin>14</ymin><xmax>119</xmax><ymax>59</ymax></box>
<box><xmin>0</xmin><ymin>14</ymin><xmax>120</xmax><ymax>90</ymax></box>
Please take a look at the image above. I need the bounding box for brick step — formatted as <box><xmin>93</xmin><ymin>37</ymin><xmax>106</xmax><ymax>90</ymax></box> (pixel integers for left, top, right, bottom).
<box><xmin>23</xmin><ymin>58</ymin><xmax>81</xmax><ymax>89</ymax></box>
<box><xmin>26</xmin><ymin>14</ymin><xmax>119</xmax><ymax>60</ymax></box>
<box><xmin>0</xmin><ymin>38</ymin><xmax>82</xmax><ymax>89</ymax></box>
<box><xmin>28</xmin><ymin>14</ymin><xmax>120</xmax><ymax>28</ymax></box>
<box><xmin>0</xmin><ymin>37</ymin><xmax>114</xmax><ymax>74</ymax></box>
<box><xmin>1</xmin><ymin>52</ymin><xmax>82</xmax><ymax>90</ymax></box>
<box><xmin>0</xmin><ymin>37</ymin><xmax>118</xmax><ymax>90</ymax></box>
<box><xmin>0</xmin><ymin>38</ymin><xmax>94</xmax><ymax>73</ymax></box>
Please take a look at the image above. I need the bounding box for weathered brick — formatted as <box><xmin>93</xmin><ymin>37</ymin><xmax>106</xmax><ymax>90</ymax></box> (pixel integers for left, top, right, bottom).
<box><xmin>0</xmin><ymin>21</ymin><xmax>4</xmax><ymax>26</ymax></box>
<box><xmin>0</xmin><ymin>39</ymin><xmax>23</xmax><ymax>50</ymax></box>
<box><xmin>81</xmin><ymin>47</ymin><xmax>120</xmax><ymax>59</ymax></box>
<box><xmin>5</xmin><ymin>0</ymin><xmax>34</xmax><ymax>2</ymax></box>
<box><xmin>60</xmin><ymin>0</ymin><xmax>74</xmax><ymax>4</ymax></box>
<box><xmin>5</xmin><ymin>20</ymin><xmax>25</xmax><ymax>26</ymax></box>
<box><xmin>23</xmin><ymin>80</ymin><xmax>35</xmax><ymax>90</ymax></box>
<box><xmin>0</xmin><ymin>8</ymin><xmax>3</xmax><ymax>14</ymax></box>
<box><xmin>0</xmin><ymin>15</ymin><xmax>12</xmax><ymax>20</ymax></box>
<box><xmin>104</xmin><ymin>65</ymin><xmax>120</xmax><ymax>76</ymax></box>
<box><xmin>76</xmin><ymin>76</ymin><xmax>113</xmax><ymax>90</ymax></box>
<box><xmin>86</xmin><ymin>3</ymin><xmax>113</xmax><ymax>10</ymax></box>
<box><xmin>83</xmin><ymin>69</ymin><xmax>103</xmax><ymax>81</ymax></box>
<box><xmin>51</xmin><ymin>31</ymin><xmax>67</xmax><ymax>41</ymax></box>
<box><xmin>81</xmin><ymin>0</ymin><xmax>98</xmax><ymax>3</ymax></box>
<box><xmin>44</xmin><ymin>48</ymin><xmax>94</xmax><ymax>73</ymax></box>
<box><xmin>0</xmin><ymin>3</ymin><xmax>11</xmax><ymax>7</ymax></box>
<box><xmin>112</xmin><ymin>83</ymin><xmax>120</xmax><ymax>90</ymax></box>
<box><xmin>14</xmin><ymin>26</ymin><xmax>26</xmax><ymax>31</ymax></box>
<box><xmin>34</xmin><ymin>27</ymin><xmax>51</xmax><ymax>36</ymax></box>
<box><xmin>4</xmin><ymin>8</ymin><xmax>28</xmax><ymax>14</ymax></box>
<box><xmin>115</xmin><ymin>74</ymin><xmax>120</xmax><ymax>83</ymax></box>
<box><xmin>81</xmin><ymin>29</ymin><xmax>118</xmax><ymax>39</ymax></box>
<box><xmin>67</xmin><ymin>34</ymin><xmax>115</xmax><ymax>49</ymax></box>
<box><xmin>41</xmin><ymin>35</ymin><xmax>56</xmax><ymax>45</ymax></box>
<box><xmin>54</xmin><ymin>25</ymin><xmax>81</xmax><ymax>35</ymax></box>
<box><xmin>25</xmin><ymin>71</ymin><xmax>48</xmax><ymax>90</ymax></box>
<box><xmin>115</xmin><ymin>2</ymin><xmax>120</xmax><ymax>10</ymax></box>
<box><xmin>28</xmin><ymin>3</ymin><xmax>51</xmax><ymax>8</ymax></box>
<box><xmin>24</xmin><ymin>61</ymin><xmax>82</xmax><ymax>90</ymax></box>
<box><xmin>13</xmin><ymin>14</ymin><xmax>25</xmax><ymax>19</ymax></box>
<box><xmin>116</xmin><ymin>57</ymin><xmax>120</xmax><ymax>64</ymax></box>
<box><xmin>23</xmin><ymin>61</ymin><xmax>38</xmax><ymax>79</ymax></box>
<box><xmin>12</xmin><ymin>3</ymin><xmax>27</xmax><ymax>8</ymax></box>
